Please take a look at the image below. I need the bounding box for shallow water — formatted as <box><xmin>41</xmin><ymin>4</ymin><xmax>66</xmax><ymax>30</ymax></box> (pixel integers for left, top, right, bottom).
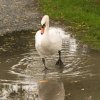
<box><xmin>0</xmin><ymin>30</ymin><xmax>100</xmax><ymax>100</ymax></box>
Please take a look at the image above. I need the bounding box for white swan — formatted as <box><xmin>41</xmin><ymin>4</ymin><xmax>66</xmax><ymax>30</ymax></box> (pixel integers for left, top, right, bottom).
<box><xmin>35</xmin><ymin>15</ymin><xmax>67</xmax><ymax>70</ymax></box>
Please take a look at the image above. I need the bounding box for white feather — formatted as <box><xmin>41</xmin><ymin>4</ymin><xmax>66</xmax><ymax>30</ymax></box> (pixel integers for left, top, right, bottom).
<box><xmin>35</xmin><ymin>15</ymin><xmax>67</xmax><ymax>58</ymax></box>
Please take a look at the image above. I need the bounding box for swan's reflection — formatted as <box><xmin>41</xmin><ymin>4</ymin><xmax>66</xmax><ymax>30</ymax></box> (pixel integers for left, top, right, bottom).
<box><xmin>38</xmin><ymin>79</ymin><xmax>65</xmax><ymax>100</ymax></box>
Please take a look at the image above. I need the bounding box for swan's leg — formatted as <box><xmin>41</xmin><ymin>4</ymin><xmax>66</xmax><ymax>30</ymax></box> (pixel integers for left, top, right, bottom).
<box><xmin>42</xmin><ymin>58</ymin><xmax>48</xmax><ymax>70</ymax></box>
<box><xmin>56</xmin><ymin>51</ymin><xmax>64</xmax><ymax>67</ymax></box>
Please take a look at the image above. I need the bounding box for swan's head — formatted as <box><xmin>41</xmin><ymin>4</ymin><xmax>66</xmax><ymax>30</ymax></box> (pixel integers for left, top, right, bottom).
<box><xmin>41</xmin><ymin>15</ymin><xmax>49</xmax><ymax>34</ymax></box>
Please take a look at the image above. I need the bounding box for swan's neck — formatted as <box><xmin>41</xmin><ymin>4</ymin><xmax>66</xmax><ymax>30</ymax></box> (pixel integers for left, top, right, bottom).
<box><xmin>44</xmin><ymin>19</ymin><xmax>49</xmax><ymax>34</ymax></box>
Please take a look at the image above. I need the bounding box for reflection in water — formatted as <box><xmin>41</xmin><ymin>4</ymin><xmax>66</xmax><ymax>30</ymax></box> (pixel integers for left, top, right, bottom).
<box><xmin>38</xmin><ymin>79</ymin><xmax>65</xmax><ymax>100</ymax></box>
<box><xmin>69</xmin><ymin>37</ymin><xmax>77</xmax><ymax>53</ymax></box>
<box><xmin>0</xmin><ymin>29</ymin><xmax>100</xmax><ymax>100</ymax></box>
<box><xmin>38</xmin><ymin>71</ymin><xmax>65</xmax><ymax>100</ymax></box>
<box><xmin>0</xmin><ymin>76</ymin><xmax>65</xmax><ymax>100</ymax></box>
<box><xmin>0</xmin><ymin>81</ymin><xmax>38</xmax><ymax>99</ymax></box>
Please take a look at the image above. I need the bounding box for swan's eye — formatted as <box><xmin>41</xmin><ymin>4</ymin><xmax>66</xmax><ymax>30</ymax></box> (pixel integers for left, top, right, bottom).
<box><xmin>42</xmin><ymin>24</ymin><xmax>45</xmax><ymax>28</ymax></box>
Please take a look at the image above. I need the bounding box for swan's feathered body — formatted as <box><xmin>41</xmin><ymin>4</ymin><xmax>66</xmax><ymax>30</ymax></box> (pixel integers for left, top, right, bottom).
<box><xmin>35</xmin><ymin>15</ymin><xmax>66</xmax><ymax>69</ymax></box>
<box><xmin>35</xmin><ymin>27</ymin><xmax>65</xmax><ymax>57</ymax></box>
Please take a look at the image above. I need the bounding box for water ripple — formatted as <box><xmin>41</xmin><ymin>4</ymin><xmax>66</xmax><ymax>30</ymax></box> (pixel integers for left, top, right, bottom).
<box><xmin>8</xmin><ymin>31</ymin><xmax>92</xmax><ymax>80</ymax></box>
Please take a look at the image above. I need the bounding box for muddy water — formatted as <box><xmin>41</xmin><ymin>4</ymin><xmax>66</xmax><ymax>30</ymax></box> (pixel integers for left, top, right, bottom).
<box><xmin>0</xmin><ymin>30</ymin><xmax>100</xmax><ymax>100</ymax></box>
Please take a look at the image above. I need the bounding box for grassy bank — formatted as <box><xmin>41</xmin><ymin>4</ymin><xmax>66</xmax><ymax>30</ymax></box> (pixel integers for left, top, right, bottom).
<box><xmin>39</xmin><ymin>0</ymin><xmax>100</xmax><ymax>50</ymax></box>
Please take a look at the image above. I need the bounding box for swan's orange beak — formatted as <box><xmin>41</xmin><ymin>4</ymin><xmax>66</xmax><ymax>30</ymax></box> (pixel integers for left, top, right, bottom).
<box><xmin>41</xmin><ymin>24</ymin><xmax>45</xmax><ymax>34</ymax></box>
<box><xmin>41</xmin><ymin>27</ymin><xmax>44</xmax><ymax>35</ymax></box>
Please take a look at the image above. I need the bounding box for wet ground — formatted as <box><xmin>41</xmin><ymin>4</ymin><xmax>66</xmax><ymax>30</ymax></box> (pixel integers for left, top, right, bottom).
<box><xmin>0</xmin><ymin>30</ymin><xmax>100</xmax><ymax>100</ymax></box>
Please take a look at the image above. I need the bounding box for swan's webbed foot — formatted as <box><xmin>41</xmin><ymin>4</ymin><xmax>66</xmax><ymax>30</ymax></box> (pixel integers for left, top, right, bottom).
<box><xmin>56</xmin><ymin>51</ymin><xmax>64</xmax><ymax>67</ymax></box>
<box><xmin>56</xmin><ymin>58</ymin><xmax>64</xmax><ymax>67</ymax></box>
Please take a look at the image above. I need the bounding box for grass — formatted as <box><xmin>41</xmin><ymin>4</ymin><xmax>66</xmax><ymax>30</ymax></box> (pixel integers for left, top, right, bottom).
<box><xmin>39</xmin><ymin>0</ymin><xmax>100</xmax><ymax>50</ymax></box>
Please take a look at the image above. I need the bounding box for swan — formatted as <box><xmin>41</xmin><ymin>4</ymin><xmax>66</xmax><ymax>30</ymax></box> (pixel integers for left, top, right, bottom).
<box><xmin>35</xmin><ymin>15</ymin><xmax>67</xmax><ymax>70</ymax></box>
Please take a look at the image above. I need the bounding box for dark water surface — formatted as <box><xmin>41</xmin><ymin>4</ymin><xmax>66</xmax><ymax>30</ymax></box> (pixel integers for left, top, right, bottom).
<box><xmin>0</xmin><ymin>30</ymin><xmax>100</xmax><ymax>100</ymax></box>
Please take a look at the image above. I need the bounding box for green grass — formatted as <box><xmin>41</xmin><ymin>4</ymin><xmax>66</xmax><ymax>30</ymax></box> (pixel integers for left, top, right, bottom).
<box><xmin>39</xmin><ymin>0</ymin><xmax>100</xmax><ymax>50</ymax></box>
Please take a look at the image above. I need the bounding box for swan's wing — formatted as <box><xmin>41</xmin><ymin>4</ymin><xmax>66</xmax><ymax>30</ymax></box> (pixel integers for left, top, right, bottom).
<box><xmin>49</xmin><ymin>27</ymin><xmax>70</xmax><ymax>40</ymax></box>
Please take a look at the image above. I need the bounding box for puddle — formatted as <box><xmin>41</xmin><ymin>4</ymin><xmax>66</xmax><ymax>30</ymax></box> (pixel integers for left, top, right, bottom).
<box><xmin>0</xmin><ymin>29</ymin><xmax>100</xmax><ymax>100</ymax></box>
